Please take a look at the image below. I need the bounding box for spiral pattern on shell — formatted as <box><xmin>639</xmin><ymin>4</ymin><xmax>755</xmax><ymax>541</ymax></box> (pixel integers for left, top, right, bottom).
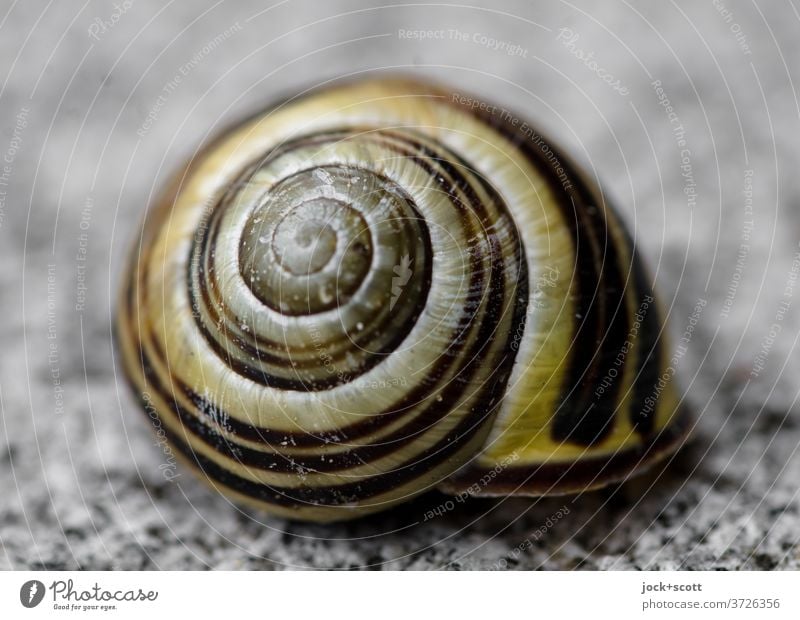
<box><xmin>117</xmin><ymin>78</ymin><xmax>689</xmax><ymax>521</ymax></box>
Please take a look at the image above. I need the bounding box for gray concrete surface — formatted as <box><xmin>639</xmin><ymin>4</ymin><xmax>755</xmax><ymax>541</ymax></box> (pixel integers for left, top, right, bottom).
<box><xmin>1</xmin><ymin>0</ymin><xmax>799</xmax><ymax>569</ymax></box>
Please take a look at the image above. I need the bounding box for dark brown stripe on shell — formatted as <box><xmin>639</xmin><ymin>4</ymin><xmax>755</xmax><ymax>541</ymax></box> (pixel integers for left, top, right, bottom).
<box><xmin>625</xmin><ymin>233</ymin><xmax>663</xmax><ymax>437</ymax></box>
<box><xmin>443</xmin><ymin>405</ymin><xmax>691</xmax><ymax>496</ymax></box>
<box><xmin>453</xmin><ymin>97</ymin><xmax>633</xmax><ymax>447</ymax></box>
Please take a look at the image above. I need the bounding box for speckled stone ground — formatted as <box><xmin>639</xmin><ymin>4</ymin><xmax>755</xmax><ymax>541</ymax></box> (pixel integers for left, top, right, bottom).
<box><xmin>1</xmin><ymin>0</ymin><xmax>799</xmax><ymax>570</ymax></box>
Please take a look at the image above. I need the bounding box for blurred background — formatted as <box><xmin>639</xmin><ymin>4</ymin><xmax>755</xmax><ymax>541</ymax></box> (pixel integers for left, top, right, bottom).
<box><xmin>1</xmin><ymin>0</ymin><xmax>799</xmax><ymax>569</ymax></box>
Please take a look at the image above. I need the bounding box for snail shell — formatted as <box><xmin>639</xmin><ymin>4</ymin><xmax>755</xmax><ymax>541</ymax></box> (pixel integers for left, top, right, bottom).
<box><xmin>117</xmin><ymin>77</ymin><xmax>689</xmax><ymax>522</ymax></box>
